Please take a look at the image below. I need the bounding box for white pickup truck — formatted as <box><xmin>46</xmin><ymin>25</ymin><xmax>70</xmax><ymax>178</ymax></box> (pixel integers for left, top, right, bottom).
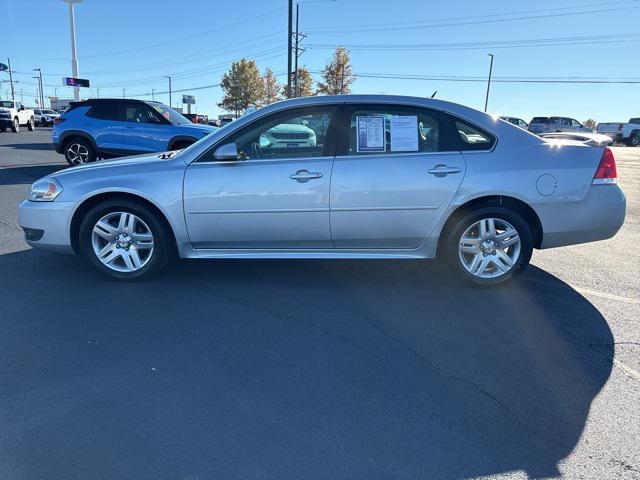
<box><xmin>0</xmin><ymin>100</ymin><xmax>35</xmax><ymax>132</ymax></box>
<box><xmin>597</xmin><ymin>118</ymin><xmax>640</xmax><ymax>146</ymax></box>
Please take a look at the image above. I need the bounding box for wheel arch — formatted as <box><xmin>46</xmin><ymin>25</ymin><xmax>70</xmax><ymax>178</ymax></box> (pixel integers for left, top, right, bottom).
<box><xmin>436</xmin><ymin>195</ymin><xmax>543</xmax><ymax>257</ymax></box>
<box><xmin>60</xmin><ymin>130</ymin><xmax>98</xmax><ymax>152</ymax></box>
<box><xmin>69</xmin><ymin>192</ymin><xmax>178</xmax><ymax>255</ymax></box>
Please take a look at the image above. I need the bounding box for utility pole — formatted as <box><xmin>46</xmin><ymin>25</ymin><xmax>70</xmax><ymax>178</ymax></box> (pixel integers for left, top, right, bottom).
<box><xmin>164</xmin><ymin>75</ymin><xmax>172</xmax><ymax>106</ymax></box>
<box><xmin>6</xmin><ymin>57</ymin><xmax>15</xmax><ymax>101</ymax></box>
<box><xmin>287</xmin><ymin>0</ymin><xmax>293</xmax><ymax>98</ymax></box>
<box><xmin>484</xmin><ymin>53</ymin><xmax>494</xmax><ymax>113</ymax></box>
<box><xmin>152</xmin><ymin>88</ymin><xmax>156</xmax><ymax>101</ymax></box>
<box><xmin>63</xmin><ymin>0</ymin><xmax>83</xmax><ymax>101</ymax></box>
<box><xmin>34</xmin><ymin>68</ymin><xmax>44</xmax><ymax>108</ymax></box>
<box><xmin>122</xmin><ymin>88</ymin><xmax>126</xmax><ymax>98</ymax></box>
<box><xmin>293</xmin><ymin>3</ymin><xmax>306</xmax><ymax>97</ymax></box>
<box><xmin>95</xmin><ymin>87</ymin><xmax>99</xmax><ymax>98</ymax></box>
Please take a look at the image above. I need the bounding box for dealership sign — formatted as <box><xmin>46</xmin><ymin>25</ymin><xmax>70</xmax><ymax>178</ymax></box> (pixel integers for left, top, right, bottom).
<box><xmin>63</xmin><ymin>77</ymin><xmax>90</xmax><ymax>88</ymax></box>
<box><xmin>182</xmin><ymin>95</ymin><xmax>195</xmax><ymax>105</ymax></box>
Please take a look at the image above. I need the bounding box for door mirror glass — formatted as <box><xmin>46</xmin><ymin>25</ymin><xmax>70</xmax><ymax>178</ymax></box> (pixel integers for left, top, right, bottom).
<box><xmin>213</xmin><ymin>143</ymin><xmax>239</xmax><ymax>161</ymax></box>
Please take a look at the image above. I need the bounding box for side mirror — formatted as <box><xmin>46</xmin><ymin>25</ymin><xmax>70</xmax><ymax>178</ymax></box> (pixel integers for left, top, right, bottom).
<box><xmin>213</xmin><ymin>143</ymin><xmax>239</xmax><ymax>161</ymax></box>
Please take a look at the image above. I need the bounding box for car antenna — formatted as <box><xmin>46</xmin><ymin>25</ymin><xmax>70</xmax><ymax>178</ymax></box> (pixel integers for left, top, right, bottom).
<box><xmin>430</xmin><ymin>91</ymin><xmax>437</xmax><ymax>99</ymax></box>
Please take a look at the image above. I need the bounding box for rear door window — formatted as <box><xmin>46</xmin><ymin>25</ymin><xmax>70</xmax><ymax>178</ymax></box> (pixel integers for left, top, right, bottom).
<box><xmin>531</xmin><ymin>117</ymin><xmax>549</xmax><ymax>124</ymax></box>
<box><xmin>87</xmin><ymin>103</ymin><xmax>121</xmax><ymax>121</ymax></box>
<box><xmin>339</xmin><ymin>105</ymin><xmax>457</xmax><ymax>155</ymax></box>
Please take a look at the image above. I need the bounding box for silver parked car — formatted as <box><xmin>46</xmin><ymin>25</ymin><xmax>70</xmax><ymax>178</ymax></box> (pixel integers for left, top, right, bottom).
<box><xmin>18</xmin><ymin>95</ymin><xmax>626</xmax><ymax>286</ymax></box>
<box><xmin>528</xmin><ymin>116</ymin><xmax>592</xmax><ymax>135</ymax></box>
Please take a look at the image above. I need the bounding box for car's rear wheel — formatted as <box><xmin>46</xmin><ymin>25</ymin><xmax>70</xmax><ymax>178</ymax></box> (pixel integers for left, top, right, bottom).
<box><xmin>64</xmin><ymin>138</ymin><xmax>96</xmax><ymax>166</ymax></box>
<box><xmin>444</xmin><ymin>207</ymin><xmax>533</xmax><ymax>287</ymax></box>
<box><xmin>11</xmin><ymin>118</ymin><xmax>19</xmax><ymax>132</ymax></box>
<box><xmin>79</xmin><ymin>200</ymin><xmax>173</xmax><ymax>280</ymax></box>
<box><xmin>26</xmin><ymin>117</ymin><xmax>34</xmax><ymax>131</ymax></box>
<box><xmin>629</xmin><ymin>133</ymin><xmax>640</xmax><ymax>147</ymax></box>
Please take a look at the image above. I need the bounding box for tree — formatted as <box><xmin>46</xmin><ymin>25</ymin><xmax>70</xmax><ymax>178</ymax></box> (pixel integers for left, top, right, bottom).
<box><xmin>296</xmin><ymin>66</ymin><xmax>315</xmax><ymax>97</ymax></box>
<box><xmin>261</xmin><ymin>68</ymin><xmax>282</xmax><ymax>105</ymax></box>
<box><xmin>316</xmin><ymin>46</ymin><xmax>355</xmax><ymax>95</ymax></box>
<box><xmin>583</xmin><ymin>118</ymin><xmax>597</xmax><ymax>130</ymax></box>
<box><xmin>218</xmin><ymin>59</ymin><xmax>264</xmax><ymax>116</ymax></box>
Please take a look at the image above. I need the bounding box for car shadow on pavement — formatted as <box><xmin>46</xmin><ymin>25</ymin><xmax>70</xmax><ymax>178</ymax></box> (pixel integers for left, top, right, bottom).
<box><xmin>0</xmin><ymin>164</ymin><xmax>66</xmax><ymax>185</ymax></box>
<box><xmin>0</xmin><ymin>250</ymin><xmax>613</xmax><ymax>480</ymax></box>
<box><xmin>1</xmin><ymin>142</ymin><xmax>55</xmax><ymax>151</ymax></box>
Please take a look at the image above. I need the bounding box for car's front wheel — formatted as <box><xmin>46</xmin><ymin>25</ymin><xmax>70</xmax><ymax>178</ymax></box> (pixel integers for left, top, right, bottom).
<box><xmin>26</xmin><ymin>117</ymin><xmax>34</xmax><ymax>131</ymax></box>
<box><xmin>64</xmin><ymin>138</ymin><xmax>96</xmax><ymax>166</ymax></box>
<box><xmin>629</xmin><ymin>133</ymin><xmax>640</xmax><ymax>147</ymax></box>
<box><xmin>11</xmin><ymin>118</ymin><xmax>19</xmax><ymax>132</ymax></box>
<box><xmin>79</xmin><ymin>200</ymin><xmax>174</xmax><ymax>280</ymax></box>
<box><xmin>444</xmin><ymin>207</ymin><xmax>533</xmax><ymax>287</ymax></box>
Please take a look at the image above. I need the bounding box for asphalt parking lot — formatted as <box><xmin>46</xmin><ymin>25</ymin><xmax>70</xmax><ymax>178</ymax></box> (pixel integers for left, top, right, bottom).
<box><xmin>0</xmin><ymin>128</ymin><xmax>638</xmax><ymax>480</ymax></box>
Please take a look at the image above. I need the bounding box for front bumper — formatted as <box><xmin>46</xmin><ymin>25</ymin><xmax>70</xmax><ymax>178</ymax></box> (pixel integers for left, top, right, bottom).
<box><xmin>536</xmin><ymin>185</ymin><xmax>626</xmax><ymax>249</ymax></box>
<box><xmin>18</xmin><ymin>200</ymin><xmax>76</xmax><ymax>254</ymax></box>
<box><xmin>0</xmin><ymin>118</ymin><xmax>12</xmax><ymax>127</ymax></box>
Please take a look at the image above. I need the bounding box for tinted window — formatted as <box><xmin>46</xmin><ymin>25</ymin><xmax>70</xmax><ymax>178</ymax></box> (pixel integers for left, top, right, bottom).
<box><xmin>87</xmin><ymin>103</ymin><xmax>120</xmax><ymax>121</ymax></box>
<box><xmin>344</xmin><ymin>106</ymin><xmax>449</xmax><ymax>155</ymax></box>
<box><xmin>217</xmin><ymin>106</ymin><xmax>338</xmax><ymax>161</ymax></box>
<box><xmin>571</xmin><ymin>119</ymin><xmax>581</xmax><ymax>127</ymax></box>
<box><xmin>630</xmin><ymin>118</ymin><xmax>640</xmax><ymax>124</ymax></box>
<box><xmin>453</xmin><ymin>118</ymin><xmax>495</xmax><ymax>151</ymax></box>
<box><xmin>531</xmin><ymin>117</ymin><xmax>549</xmax><ymax>124</ymax></box>
<box><xmin>123</xmin><ymin>104</ymin><xmax>161</xmax><ymax>124</ymax></box>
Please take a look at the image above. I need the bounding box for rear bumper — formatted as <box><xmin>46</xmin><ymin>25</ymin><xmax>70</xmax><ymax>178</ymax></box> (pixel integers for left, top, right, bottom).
<box><xmin>536</xmin><ymin>185</ymin><xmax>626</xmax><ymax>249</ymax></box>
<box><xmin>18</xmin><ymin>200</ymin><xmax>76</xmax><ymax>254</ymax></box>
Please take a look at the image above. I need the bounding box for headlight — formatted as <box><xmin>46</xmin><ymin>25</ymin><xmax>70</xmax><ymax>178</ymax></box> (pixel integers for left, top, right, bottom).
<box><xmin>28</xmin><ymin>177</ymin><xmax>63</xmax><ymax>202</ymax></box>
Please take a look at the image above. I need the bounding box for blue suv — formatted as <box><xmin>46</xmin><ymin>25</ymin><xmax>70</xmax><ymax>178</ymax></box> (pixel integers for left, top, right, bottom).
<box><xmin>53</xmin><ymin>99</ymin><xmax>217</xmax><ymax>165</ymax></box>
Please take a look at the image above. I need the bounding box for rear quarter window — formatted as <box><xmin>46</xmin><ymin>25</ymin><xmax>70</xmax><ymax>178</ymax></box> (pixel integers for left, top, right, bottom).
<box><xmin>449</xmin><ymin>116</ymin><xmax>496</xmax><ymax>151</ymax></box>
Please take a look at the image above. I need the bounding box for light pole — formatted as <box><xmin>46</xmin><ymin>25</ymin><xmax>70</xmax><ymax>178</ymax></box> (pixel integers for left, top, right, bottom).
<box><xmin>122</xmin><ymin>88</ymin><xmax>126</xmax><ymax>98</ymax></box>
<box><xmin>6</xmin><ymin>57</ymin><xmax>15</xmax><ymax>101</ymax></box>
<box><xmin>484</xmin><ymin>53</ymin><xmax>494</xmax><ymax>113</ymax></box>
<box><xmin>152</xmin><ymin>88</ymin><xmax>156</xmax><ymax>101</ymax></box>
<box><xmin>63</xmin><ymin>0</ymin><xmax>83</xmax><ymax>101</ymax></box>
<box><xmin>33</xmin><ymin>68</ymin><xmax>44</xmax><ymax>107</ymax></box>
<box><xmin>163</xmin><ymin>76</ymin><xmax>172</xmax><ymax>106</ymax></box>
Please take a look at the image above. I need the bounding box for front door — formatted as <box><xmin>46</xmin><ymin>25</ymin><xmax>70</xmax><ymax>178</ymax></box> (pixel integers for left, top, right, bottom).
<box><xmin>183</xmin><ymin>105</ymin><xmax>341</xmax><ymax>249</ymax></box>
<box><xmin>330</xmin><ymin>104</ymin><xmax>468</xmax><ymax>249</ymax></box>
<box><xmin>113</xmin><ymin>103</ymin><xmax>170</xmax><ymax>153</ymax></box>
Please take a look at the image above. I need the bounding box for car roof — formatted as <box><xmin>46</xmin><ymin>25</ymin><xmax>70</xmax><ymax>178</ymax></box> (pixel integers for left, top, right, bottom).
<box><xmin>69</xmin><ymin>98</ymin><xmax>155</xmax><ymax>107</ymax></box>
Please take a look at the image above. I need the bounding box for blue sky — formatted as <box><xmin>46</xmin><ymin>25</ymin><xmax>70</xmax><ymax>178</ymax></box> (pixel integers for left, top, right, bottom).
<box><xmin>2</xmin><ymin>0</ymin><xmax>639</xmax><ymax>122</ymax></box>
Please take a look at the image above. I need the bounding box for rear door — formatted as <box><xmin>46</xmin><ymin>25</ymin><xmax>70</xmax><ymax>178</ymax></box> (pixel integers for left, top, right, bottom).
<box><xmin>330</xmin><ymin>104</ymin><xmax>467</xmax><ymax>249</ymax></box>
<box><xmin>83</xmin><ymin>101</ymin><xmax>122</xmax><ymax>150</ymax></box>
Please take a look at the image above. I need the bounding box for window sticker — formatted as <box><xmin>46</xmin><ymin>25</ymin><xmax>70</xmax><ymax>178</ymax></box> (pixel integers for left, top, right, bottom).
<box><xmin>356</xmin><ymin>116</ymin><xmax>385</xmax><ymax>153</ymax></box>
<box><xmin>390</xmin><ymin>115</ymin><xmax>418</xmax><ymax>152</ymax></box>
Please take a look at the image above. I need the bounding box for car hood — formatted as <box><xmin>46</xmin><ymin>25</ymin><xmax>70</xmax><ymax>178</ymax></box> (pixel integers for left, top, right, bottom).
<box><xmin>51</xmin><ymin>152</ymin><xmax>174</xmax><ymax>179</ymax></box>
<box><xmin>176</xmin><ymin>123</ymin><xmax>218</xmax><ymax>134</ymax></box>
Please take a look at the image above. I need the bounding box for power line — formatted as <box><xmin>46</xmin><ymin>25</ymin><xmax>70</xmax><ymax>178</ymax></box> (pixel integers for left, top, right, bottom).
<box><xmin>306</xmin><ymin>1</ymin><xmax>639</xmax><ymax>34</ymax></box>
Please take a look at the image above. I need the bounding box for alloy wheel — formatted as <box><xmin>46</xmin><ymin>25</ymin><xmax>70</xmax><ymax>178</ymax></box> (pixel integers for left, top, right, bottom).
<box><xmin>91</xmin><ymin>212</ymin><xmax>154</xmax><ymax>273</ymax></box>
<box><xmin>66</xmin><ymin>143</ymin><xmax>90</xmax><ymax>165</ymax></box>
<box><xmin>458</xmin><ymin>218</ymin><xmax>521</xmax><ymax>279</ymax></box>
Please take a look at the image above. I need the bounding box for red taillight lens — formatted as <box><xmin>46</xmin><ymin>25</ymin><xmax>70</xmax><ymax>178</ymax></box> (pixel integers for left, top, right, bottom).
<box><xmin>593</xmin><ymin>147</ymin><xmax>617</xmax><ymax>184</ymax></box>
<box><xmin>53</xmin><ymin>117</ymin><xmax>66</xmax><ymax>125</ymax></box>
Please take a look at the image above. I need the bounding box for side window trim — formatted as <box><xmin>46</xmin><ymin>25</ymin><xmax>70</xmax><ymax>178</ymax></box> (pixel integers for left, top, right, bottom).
<box><xmin>194</xmin><ymin>104</ymin><xmax>344</xmax><ymax>163</ymax></box>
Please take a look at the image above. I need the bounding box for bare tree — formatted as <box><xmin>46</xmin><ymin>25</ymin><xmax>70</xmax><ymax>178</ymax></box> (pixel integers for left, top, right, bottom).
<box><xmin>316</xmin><ymin>46</ymin><xmax>355</xmax><ymax>95</ymax></box>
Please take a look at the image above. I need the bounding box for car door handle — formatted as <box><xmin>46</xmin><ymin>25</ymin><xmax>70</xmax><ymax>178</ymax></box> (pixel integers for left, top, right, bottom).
<box><xmin>290</xmin><ymin>170</ymin><xmax>323</xmax><ymax>182</ymax></box>
<box><xmin>428</xmin><ymin>165</ymin><xmax>462</xmax><ymax>176</ymax></box>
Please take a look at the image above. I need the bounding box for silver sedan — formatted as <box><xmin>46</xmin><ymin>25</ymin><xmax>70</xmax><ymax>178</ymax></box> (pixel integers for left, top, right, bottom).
<box><xmin>18</xmin><ymin>95</ymin><xmax>626</xmax><ymax>286</ymax></box>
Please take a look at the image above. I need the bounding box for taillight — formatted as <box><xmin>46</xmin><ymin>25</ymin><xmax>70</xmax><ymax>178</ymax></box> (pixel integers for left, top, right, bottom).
<box><xmin>53</xmin><ymin>117</ymin><xmax>66</xmax><ymax>125</ymax></box>
<box><xmin>593</xmin><ymin>147</ymin><xmax>617</xmax><ymax>185</ymax></box>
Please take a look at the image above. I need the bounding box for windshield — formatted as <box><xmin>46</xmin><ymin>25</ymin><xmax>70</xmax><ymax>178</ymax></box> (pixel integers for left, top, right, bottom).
<box><xmin>42</xmin><ymin>109</ymin><xmax>56</xmax><ymax>114</ymax></box>
<box><xmin>146</xmin><ymin>102</ymin><xmax>190</xmax><ymax>125</ymax></box>
<box><xmin>0</xmin><ymin>101</ymin><xmax>14</xmax><ymax>108</ymax></box>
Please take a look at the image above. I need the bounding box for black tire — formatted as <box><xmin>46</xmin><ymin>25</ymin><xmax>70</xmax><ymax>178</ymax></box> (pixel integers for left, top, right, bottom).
<box><xmin>41</xmin><ymin>118</ymin><xmax>48</xmax><ymax>127</ymax></box>
<box><xmin>0</xmin><ymin>126</ymin><xmax>5</xmax><ymax>132</ymax></box>
<box><xmin>64</xmin><ymin>137</ymin><xmax>96</xmax><ymax>166</ymax></box>
<box><xmin>11</xmin><ymin>118</ymin><xmax>19</xmax><ymax>133</ymax></box>
<box><xmin>78</xmin><ymin>199</ymin><xmax>174</xmax><ymax>280</ymax></box>
<box><xmin>443</xmin><ymin>206</ymin><xmax>533</xmax><ymax>287</ymax></box>
<box><xmin>629</xmin><ymin>132</ymin><xmax>640</xmax><ymax>147</ymax></box>
<box><xmin>26</xmin><ymin>117</ymin><xmax>35</xmax><ymax>131</ymax></box>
